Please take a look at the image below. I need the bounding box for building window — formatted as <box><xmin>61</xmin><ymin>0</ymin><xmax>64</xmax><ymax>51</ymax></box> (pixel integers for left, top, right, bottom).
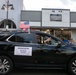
<box><xmin>50</xmin><ymin>14</ymin><xmax>62</xmax><ymax>22</ymax></box>
<box><xmin>0</xmin><ymin>19</ymin><xmax>16</xmax><ymax>29</ymax></box>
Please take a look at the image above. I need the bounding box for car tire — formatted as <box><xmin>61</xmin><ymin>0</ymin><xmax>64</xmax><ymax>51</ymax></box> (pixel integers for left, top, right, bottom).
<box><xmin>68</xmin><ymin>57</ymin><xmax>76</xmax><ymax>75</ymax></box>
<box><xmin>0</xmin><ymin>56</ymin><xmax>13</xmax><ymax>75</ymax></box>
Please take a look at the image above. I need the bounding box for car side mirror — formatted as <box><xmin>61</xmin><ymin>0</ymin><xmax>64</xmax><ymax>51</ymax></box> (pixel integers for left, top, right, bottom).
<box><xmin>56</xmin><ymin>41</ymin><xmax>62</xmax><ymax>48</ymax></box>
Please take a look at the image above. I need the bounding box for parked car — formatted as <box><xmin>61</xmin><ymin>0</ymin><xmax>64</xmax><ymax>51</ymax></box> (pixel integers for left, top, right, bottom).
<box><xmin>0</xmin><ymin>30</ymin><xmax>76</xmax><ymax>75</ymax></box>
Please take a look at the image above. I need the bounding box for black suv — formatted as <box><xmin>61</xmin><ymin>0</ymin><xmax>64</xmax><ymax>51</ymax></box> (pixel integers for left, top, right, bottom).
<box><xmin>0</xmin><ymin>30</ymin><xmax>76</xmax><ymax>75</ymax></box>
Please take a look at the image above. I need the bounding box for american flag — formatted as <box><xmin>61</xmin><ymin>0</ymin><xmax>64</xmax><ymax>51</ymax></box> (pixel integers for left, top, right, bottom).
<box><xmin>20</xmin><ymin>21</ymin><xmax>30</xmax><ymax>29</ymax></box>
<box><xmin>20</xmin><ymin>21</ymin><xmax>30</xmax><ymax>33</ymax></box>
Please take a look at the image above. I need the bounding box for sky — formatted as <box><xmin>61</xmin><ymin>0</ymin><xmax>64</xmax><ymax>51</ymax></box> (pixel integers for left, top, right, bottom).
<box><xmin>23</xmin><ymin>0</ymin><xmax>76</xmax><ymax>12</ymax></box>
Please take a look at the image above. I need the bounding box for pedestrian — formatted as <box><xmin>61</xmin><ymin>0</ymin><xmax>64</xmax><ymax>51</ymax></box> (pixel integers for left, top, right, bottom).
<box><xmin>63</xmin><ymin>37</ymin><xmax>69</xmax><ymax>44</ymax></box>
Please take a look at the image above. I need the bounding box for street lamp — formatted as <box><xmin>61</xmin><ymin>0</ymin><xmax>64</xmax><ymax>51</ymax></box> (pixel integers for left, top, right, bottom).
<box><xmin>1</xmin><ymin>0</ymin><xmax>14</xmax><ymax>30</ymax></box>
<box><xmin>1</xmin><ymin>0</ymin><xmax>14</xmax><ymax>19</ymax></box>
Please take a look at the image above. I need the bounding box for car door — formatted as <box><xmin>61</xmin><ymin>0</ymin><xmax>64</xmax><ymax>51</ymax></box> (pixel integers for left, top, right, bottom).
<box><xmin>35</xmin><ymin>33</ymin><xmax>67</xmax><ymax>67</ymax></box>
<box><xmin>35</xmin><ymin>33</ymin><xmax>56</xmax><ymax>65</ymax></box>
<box><xmin>8</xmin><ymin>32</ymin><xmax>37</xmax><ymax>66</ymax></box>
<box><xmin>43</xmin><ymin>44</ymin><xmax>70</xmax><ymax>67</ymax></box>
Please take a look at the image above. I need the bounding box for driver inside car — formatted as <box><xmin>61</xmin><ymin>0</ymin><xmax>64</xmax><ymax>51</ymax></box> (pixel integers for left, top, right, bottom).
<box><xmin>44</xmin><ymin>37</ymin><xmax>51</xmax><ymax>44</ymax></box>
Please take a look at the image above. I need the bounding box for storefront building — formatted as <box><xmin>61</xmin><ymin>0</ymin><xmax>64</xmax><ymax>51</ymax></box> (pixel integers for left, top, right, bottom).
<box><xmin>0</xmin><ymin>0</ymin><xmax>76</xmax><ymax>42</ymax></box>
<box><xmin>21</xmin><ymin>9</ymin><xmax>76</xmax><ymax>42</ymax></box>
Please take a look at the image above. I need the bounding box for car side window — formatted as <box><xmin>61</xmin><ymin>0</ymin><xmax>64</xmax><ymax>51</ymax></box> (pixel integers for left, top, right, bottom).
<box><xmin>36</xmin><ymin>35</ymin><xmax>42</xmax><ymax>44</ymax></box>
<box><xmin>9</xmin><ymin>33</ymin><xmax>34</xmax><ymax>43</ymax></box>
<box><xmin>16</xmin><ymin>34</ymin><xmax>32</xmax><ymax>43</ymax></box>
<box><xmin>44</xmin><ymin>36</ymin><xmax>59</xmax><ymax>45</ymax></box>
<box><xmin>36</xmin><ymin>33</ymin><xmax>58</xmax><ymax>45</ymax></box>
<box><xmin>50</xmin><ymin>37</ymin><xmax>58</xmax><ymax>45</ymax></box>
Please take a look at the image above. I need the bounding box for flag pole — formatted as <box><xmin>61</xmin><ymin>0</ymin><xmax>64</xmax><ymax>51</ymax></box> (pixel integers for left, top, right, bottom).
<box><xmin>28</xmin><ymin>20</ymin><xmax>30</xmax><ymax>34</ymax></box>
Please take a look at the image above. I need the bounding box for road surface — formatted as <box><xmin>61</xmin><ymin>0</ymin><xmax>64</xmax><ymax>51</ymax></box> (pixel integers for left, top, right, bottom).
<box><xmin>10</xmin><ymin>69</ymin><xmax>69</xmax><ymax>75</ymax></box>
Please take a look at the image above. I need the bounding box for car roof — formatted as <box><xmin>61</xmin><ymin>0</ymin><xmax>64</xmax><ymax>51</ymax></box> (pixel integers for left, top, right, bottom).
<box><xmin>0</xmin><ymin>30</ymin><xmax>56</xmax><ymax>38</ymax></box>
<box><xmin>0</xmin><ymin>30</ymin><xmax>44</xmax><ymax>34</ymax></box>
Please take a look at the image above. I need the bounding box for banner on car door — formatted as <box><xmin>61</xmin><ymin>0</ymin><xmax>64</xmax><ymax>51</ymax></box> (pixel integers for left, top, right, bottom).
<box><xmin>14</xmin><ymin>46</ymin><xmax>32</xmax><ymax>56</ymax></box>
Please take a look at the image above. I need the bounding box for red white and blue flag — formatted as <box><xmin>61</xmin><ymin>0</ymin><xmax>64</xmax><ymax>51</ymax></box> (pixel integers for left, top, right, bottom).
<box><xmin>20</xmin><ymin>21</ymin><xmax>30</xmax><ymax>33</ymax></box>
<box><xmin>20</xmin><ymin>21</ymin><xmax>30</xmax><ymax>28</ymax></box>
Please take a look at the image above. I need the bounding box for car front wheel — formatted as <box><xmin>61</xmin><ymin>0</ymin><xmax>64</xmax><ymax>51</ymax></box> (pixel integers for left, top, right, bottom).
<box><xmin>0</xmin><ymin>56</ymin><xmax>13</xmax><ymax>75</ymax></box>
<box><xmin>68</xmin><ymin>57</ymin><xmax>76</xmax><ymax>75</ymax></box>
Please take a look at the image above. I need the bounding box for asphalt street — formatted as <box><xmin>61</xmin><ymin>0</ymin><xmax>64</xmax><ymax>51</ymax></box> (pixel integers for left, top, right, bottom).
<box><xmin>10</xmin><ymin>69</ymin><xmax>69</xmax><ymax>75</ymax></box>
